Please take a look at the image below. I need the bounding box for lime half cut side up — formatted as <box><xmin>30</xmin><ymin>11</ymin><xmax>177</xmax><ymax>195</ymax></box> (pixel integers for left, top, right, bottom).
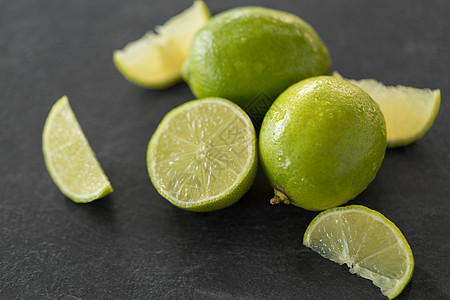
<box><xmin>303</xmin><ymin>205</ymin><xmax>414</xmax><ymax>299</ymax></box>
<box><xmin>147</xmin><ymin>98</ymin><xmax>258</xmax><ymax>212</ymax></box>
<box><xmin>42</xmin><ymin>96</ymin><xmax>113</xmax><ymax>203</ymax></box>
<box><xmin>334</xmin><ymin>72</ymin><xmax>440</xmax><ymax>147</ymax></box>
<box><xmin>113</xmin><ymin>0</ymin><xmax>211</xmax><ymax>89</ymax></box>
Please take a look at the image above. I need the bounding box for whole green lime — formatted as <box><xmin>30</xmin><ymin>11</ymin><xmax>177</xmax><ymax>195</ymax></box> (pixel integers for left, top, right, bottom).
<box><xmin>182</xmin><ymin>7</ymin><xmax>330</xmax><ymax>120</ymax></box>
<box><xmin>259</xmin><ymin>76</ymin><xmax>387</xmax><ymax>211</ymax></box>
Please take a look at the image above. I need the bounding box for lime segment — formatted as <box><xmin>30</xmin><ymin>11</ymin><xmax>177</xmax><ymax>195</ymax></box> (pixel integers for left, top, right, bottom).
<box><xmin>334</xmin><ymin>72</ymin><xmax>440</xmax><ymax>147</ymax></box>
<box><xmin>42</xmin><ymin>96</ymin><xmax>113</xmax><ymax>203</ymax></box>
<box><xmin>147</xmin><ymin>98</ymin><xmax>257</xmax><ymax>212</ymax></box>
<box><xmin>113</xmin><ymin>0</ymin><xmax>211</xmax><ymax>89</ymax></box>
<box><xmin>303</xmin><ymin>205</ymin><xmax>414</xmax><ymax>299</ymax></box>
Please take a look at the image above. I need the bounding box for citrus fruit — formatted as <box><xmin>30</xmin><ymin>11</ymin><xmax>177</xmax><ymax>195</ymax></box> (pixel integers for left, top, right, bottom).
<box><xmin>303</xmin><ymin>205</ymin><xmax>414</xmax><ymax>299</ymax></box>
<box><xmin>259</xmin><ymin>76</ymin><xmax>387</xmax><ymax>211</ymax></box>
<box><xmin>113</xmin><ymin>0</ymin><xmax>211</xmax><ymax>89</ymax></box>
<box><xmin>182</xmin><ymin>6</ymin><xmax>330</xmax><ymax>121</ymax></box>
<box><xmin>147</xmin><ymin>97</ymin><xmax>258</xmax><ymax>212</ymax></box>
<box><xmin>334</xmin><ymin>72</ymin><xmax>441</xmax><ymax>147</ymax></box>
<box><xmin>42</xmin><ymin>96</ymin><xmax>113</xmax><ymax>203</ymax></box>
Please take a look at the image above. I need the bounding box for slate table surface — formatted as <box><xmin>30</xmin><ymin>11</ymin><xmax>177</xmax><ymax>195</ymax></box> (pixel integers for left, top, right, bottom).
<box><xmin>1</xmin><ymin>0</ymin><xmax>449</xmax><ymax>299</ymax></box>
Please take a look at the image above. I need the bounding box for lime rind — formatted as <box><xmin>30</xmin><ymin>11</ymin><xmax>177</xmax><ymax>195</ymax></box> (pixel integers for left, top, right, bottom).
<box><xmin>303</xmin><ymin>205</ymin><xmax>414</xmax><ymax>299</ymax></box>
<box><xmin>42</xmin><ymin>96</ymin><xmax>113</xmax><ymax>203</ymax></box>
<box><xmin>147</xmin><ymin>97</ymin><xmax>257</xmax><ymax>212</ymax></box>
<box><xmin>333</xmin><ymin>71</ymin><xmax>440</xmax><ymax>147</ymax></box>
<box><xmin>113</xmin><ymin>0</ymin><xmax>211</xmax><ymax>89</ymax></box>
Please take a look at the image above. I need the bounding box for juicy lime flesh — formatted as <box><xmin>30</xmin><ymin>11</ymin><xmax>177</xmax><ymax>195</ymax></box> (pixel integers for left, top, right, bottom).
<box><xmin>335</xmin><ymin>74</ymin><xmax>440</xmax><ymax>147</ymax></box>
<box><xmin>159</xmin><ymin>0</ymin><xmax>211</xmax><ymax>58</ymax></box>
<box><xmin>114</xmin><ymin>33</ymin><xmax>184</xmax><ymax>87</ymax></box>
<box><xmin>148</xmin><ymin>98</ymin><xmax>257</xmax><ymax>212</ymax></box>
<box><xmin>304</xmin><ymin>205</ymin><xmax>414</xmax><ymax>299</ymax></box>
<box><xmin>259</xmin><ymin>76</ymin><xmax>387</xmax><ymax>211</ymax></box>
<box><xmin>113</xmin><ymin>0</ymin><xmax>211</xmax><ymax>88</ymax></box>
<box><xmin>42</xmin><ymin>96</ymin><xmax>112</xmax><ymax>202</ymax></box>
<box><xmin>182</xmin><ymin>7</ymin><xmax>330</xmax><ymax>119</ymax></box>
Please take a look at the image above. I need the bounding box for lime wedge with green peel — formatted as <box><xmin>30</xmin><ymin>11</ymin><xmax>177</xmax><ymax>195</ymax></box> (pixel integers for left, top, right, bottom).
<box><xmin>303</xmin><ymin>205</ymin><xmax>414</xmax><ymax>299</ymax></box>
<box><xmin>42</xmin><ymin>96</ymin><xmax>113</xmax><ymax>203</ymax></box>
<box><xmin>147</xmin><ymin>98</ymin><xmax>258</xmax><ymax>212</ymax></box>
<box><xmin>334</xmin><ymin>72</ymin><xmax>440</xmax><ymax>147</ymax></box>
<box><xmin>113</xmin><ymin>0</ymin><xmax>211</xmax><ymax>89</ymax></box>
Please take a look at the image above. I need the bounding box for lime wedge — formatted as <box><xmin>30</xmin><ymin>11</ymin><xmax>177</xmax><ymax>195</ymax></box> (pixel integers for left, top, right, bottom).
<box><xmin>334</xmin><ymin>72</ymin><xmax>440</xmax><ymax>147</ymax></box>
<box><xmin>113</xmin><ymin>0</ymin><xmax>211</xmax><ymax>89</ymax></box>
<box><xmin>147</xmin><ymin>98</ymin><xmax>258</xmax><ymax>212</ymax></box>
<box><xmin>42</xmin><ymin>96</ymin><xmax>113</xmax><ymax>203</ymax></box>
<box><xmin>303</xmin><ymin>205</ymin><xmax>414</xmax><ymax>299</ymax></box>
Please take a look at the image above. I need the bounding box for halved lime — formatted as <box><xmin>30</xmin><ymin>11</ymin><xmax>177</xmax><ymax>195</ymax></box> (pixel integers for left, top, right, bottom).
<box><xmin>113</xmin><ymin>0</ymin><xmax>211</xmax><ymax>89</ymax></box>
<box><xmin>42</xmin><ymin>96</ymin><xmax>113</xmax><ymax>203</ymax></box>
<box><xmin>334</xmin><ymin>72</ymin><xmax>440</xmax><ymax>147</ymax></box>
<box><xmin>303</xmin><ymin>205</ymin><xmax>414</xmax><ymax>299</ymax></box>
<box><xmin>147</xmin><ymin>98</ymin><xmax>258</xmax><ymax>212</ymax></box>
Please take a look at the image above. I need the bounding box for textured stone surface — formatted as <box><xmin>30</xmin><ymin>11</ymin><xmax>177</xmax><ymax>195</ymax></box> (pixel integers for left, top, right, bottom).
<box><xmin>1</xmin><ymin>0</ymin><xmax>449</xmax><ymax>298</ymax></box>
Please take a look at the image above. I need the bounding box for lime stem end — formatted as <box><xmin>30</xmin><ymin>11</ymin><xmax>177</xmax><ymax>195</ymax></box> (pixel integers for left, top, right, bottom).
<box><xmin>270</xmin><ymin>188</ymin><xmax>290</xmax><ymax>205</ymax></box>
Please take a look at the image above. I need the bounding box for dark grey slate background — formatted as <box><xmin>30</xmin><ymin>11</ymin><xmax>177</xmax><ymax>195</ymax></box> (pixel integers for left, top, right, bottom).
<box><xmin>1</xmin><ymin>0</ymin><xmax>449</xmax><ymax>299</ymax></box>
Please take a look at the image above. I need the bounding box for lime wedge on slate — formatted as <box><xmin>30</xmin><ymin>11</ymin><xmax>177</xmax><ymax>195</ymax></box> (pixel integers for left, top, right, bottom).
<box><xmin>42</xmin><ymin>96</ymin><xmax>113</xmax><ymax>203</ymax></box>
<box><xmin>113</xmin><ymin>0</ymin><xmax>211</xmax><ymax>88</ymax></box>
<box><xmin>304</xmin><ymin>205</ymin><xmax>414</xmax><ymax>299</ymax></box>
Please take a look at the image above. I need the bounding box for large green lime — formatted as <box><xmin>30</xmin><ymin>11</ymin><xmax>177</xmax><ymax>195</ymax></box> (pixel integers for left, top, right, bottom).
<box><xmin>182</xmin><ymin>7</ymin><xmax>330</xmax><ymax>121</ymax></box>
<box><xmin>259</xmin><ymin>76</ymin><xmax>387</xmax><ymax>211</ymax></box>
